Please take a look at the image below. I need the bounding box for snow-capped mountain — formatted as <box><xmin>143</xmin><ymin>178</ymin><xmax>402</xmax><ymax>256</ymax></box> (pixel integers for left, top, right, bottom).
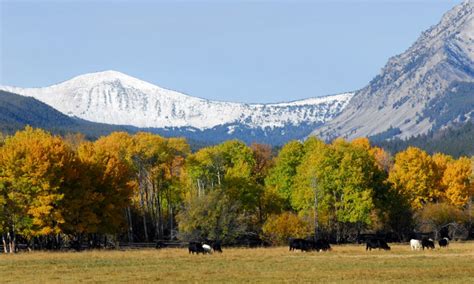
<box><xmin>0</xmin><ymin>71</ymin><xmax>353</xmax><ymax>144</ymax></box>
<box><xmin>311</xmin><ymin>0</ymin><xmax>474</xmax><ymax>141</ymax></box>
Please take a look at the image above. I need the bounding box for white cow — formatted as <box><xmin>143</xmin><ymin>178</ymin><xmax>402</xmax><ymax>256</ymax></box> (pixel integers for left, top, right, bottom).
<box><xmin>202</xmin><ymin>244</ymin><xmax>212</xmax><ymax>254</ymax></box>
<box><xmin>410</xmin><ymin>239</ymin><xmax>422</xmax><ymax>250</ymax></box>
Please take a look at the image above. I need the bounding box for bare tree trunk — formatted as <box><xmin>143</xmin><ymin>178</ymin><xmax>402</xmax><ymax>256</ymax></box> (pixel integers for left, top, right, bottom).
<box><xmin>154</xmin><ymin>180</ymin><xmax>163</xmax><ymax>240</ymax></box>
<box><xmin>257</xmin><ymin>196</ymin><xmax>264</xmax><ymax>226</ymax></box>
<box><xmin>147</xmin><ymin>174</ymin><xmax>155</xmax><ymax>238</ymax></box>
<box><xmin>115</xmin><ymin>234</ymin><xmax>119</xmax><ymax>250</ymax></box>
<box><xmin>197</xmin><ymin>179</ymin><xmax>202</xmax><ymax>197</ymax></box>
<box><xmin>27</xmin><ymin>237</ymin><xmax>32</xmax><ymax>252</ymax></box>
<box><xmin>167</xmin><ymin>188</ymin><xmax>173</xmax><ymax>239</ymax></box>
<box><xmin>312</xmin><ymin>177</ymin><xmax>319</xmax><ymax>239</ymax></box>
<box><xmin>139</xmin><ymin>174</ymin><xmax>149</xmax><ymax>242</ymax></box>
<box><xmin>152</xmin><ymin>180</ymin><xmax>158</xmax><ymax>239</ymax></box>
<box><xmin>2</xmin><ymin>234</ymin><xmax>7</xmax><ymax>253</ymax></box>
<box><xmin>170</xmin><ymin>205</ymin><xmax>174</xmax><ymax>239</ymax></box>
<box><xmin>333</xmin><ymin>191</ymin><xmax>339</xmax><ymax>244</ymax></box>
<box><xmin>57</xmin><ymin>234</ymin><xmax>62</xmax><ymax>250</ymax></box>
<box><xmin>8</xmin><ymin>232</ymin><xmax>15</xmax><ymax>254</ymax></box>
<box><xmin>469</xmin><ymin>197</ymin><xmax>472</xmax><ymax>237</ymax></box>
<box><xmin>158</xmin><ymin>191</ymin><xmax>164</xmax><ymax>239</ymax></box>
<box><xmin>126</xmin><ymin>207</ymin><xmax>133</xmax><ymax>243</ymax></box>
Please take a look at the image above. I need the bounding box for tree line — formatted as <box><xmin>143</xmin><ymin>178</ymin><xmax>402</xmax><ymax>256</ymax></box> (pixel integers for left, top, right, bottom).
<box><xmin>375</xmin><ymin>122</ymin><xmax>474</xmax><ymax>158</ymax></box>
<box><xmin>0</xmin><ymin>127</ymin><xmax>472</xmax><ymax>252</ymax></box>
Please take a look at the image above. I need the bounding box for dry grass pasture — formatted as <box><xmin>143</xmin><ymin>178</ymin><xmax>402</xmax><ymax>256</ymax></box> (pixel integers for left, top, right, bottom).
<box><xmin>1</xmin><ymin>242</ymin><xmax>474</xmax><ymax>283</ymax></box>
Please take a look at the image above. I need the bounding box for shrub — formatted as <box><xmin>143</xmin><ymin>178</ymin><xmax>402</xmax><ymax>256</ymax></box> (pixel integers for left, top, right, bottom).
<box><xmin>415</xmin><ymin>202</ymin><xmax>469</xmax><ymax>239</ymax></box>
<box><xmin>261</xmin><ymin>212</ymin><xmax>311</xmax><ymax>245</ymax></box>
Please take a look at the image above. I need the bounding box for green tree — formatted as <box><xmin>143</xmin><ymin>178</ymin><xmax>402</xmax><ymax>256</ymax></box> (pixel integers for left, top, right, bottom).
<box><xmin>265</xmin><ymin>140</ymin><xmax>304</xmax><ymax>209</ymax></box>
<box><xmin>251</xmin><ymin>143</ymin><xmax>283</xmax><ymax>223</ymax></box>
<box><xmin>180</xmin><ymin>140</ymin><xmax>260</xmax><ymax>239</ymax></box>
<box><xmin>176</xmin><ymin>190</ymin><xmax>246</xmax><ymax>242</ymax></box>
<box><xmin>292</xmin><ymin>138</ymin><xmax>386</xmax><ymax>239</ymax></box>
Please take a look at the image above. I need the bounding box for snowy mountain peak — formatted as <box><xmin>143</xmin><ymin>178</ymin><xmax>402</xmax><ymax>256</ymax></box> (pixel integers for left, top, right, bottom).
<box><xmin>52</xmin><ymin>70</ymin><xmax>166</xmax><ymax>93</ymax></box>
<box><xmin>0</xmin><ymin>72</ymin><xmax>354</xmax><ymax>140</ymax></box>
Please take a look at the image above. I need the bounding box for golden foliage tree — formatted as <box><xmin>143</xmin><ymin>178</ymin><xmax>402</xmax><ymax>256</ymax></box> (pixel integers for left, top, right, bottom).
<box><xmin>441</xmin><ymin>157</ymin><xmax>472</xmax><ymax>206</ymax></box>
<box><xmin>261</xmin><ymin>212</ymin><xmax>311</xmax><ymax>245</ymax></box>
<box><xmin>131</xmin><ymin>132</ymin><xmax>190</xmax><ymax>240</ymax></box>
<box><xmin>77</xmin><ymin>133</ymin><xmax>136</xmax><ymax>236</ymax></box>
<box><xmin>0</xmin><ymin>127</ymin><xmax>75</xmax><ymax>238</ymax></box>
<box><xmin>388</xmin><ymin>147</ymin><xmax>440</xmax><ymax>209</ymax></box>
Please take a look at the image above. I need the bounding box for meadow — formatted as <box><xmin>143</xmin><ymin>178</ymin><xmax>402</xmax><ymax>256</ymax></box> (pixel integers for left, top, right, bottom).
<box><xmin>1</xmin><ymin>242</ymin><xmax>473</xmax><ymax>283</ymax></box>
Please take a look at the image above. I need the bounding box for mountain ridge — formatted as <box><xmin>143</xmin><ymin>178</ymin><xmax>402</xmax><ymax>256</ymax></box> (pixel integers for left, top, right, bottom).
<box><xmin>0</xmin><ymin>70</ymin><xmax>353</xmax><ymax>144</ymax></box>
<box><xmin>311</xmin><ymin>0</ymin><xmax>474</xmax><ymax>141</ymax></box>
<box><xmin>0</xmin><ymin>70</ymin><xmax>353</xmax><ymax>131</ymax></box>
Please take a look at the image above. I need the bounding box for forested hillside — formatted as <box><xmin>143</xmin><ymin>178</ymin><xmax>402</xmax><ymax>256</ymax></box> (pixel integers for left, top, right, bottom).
<box><xmin>375</xmin><ymin>122</ymin><xmax>474</xmax><ymax>158</ymax></box>
<box><xmin>0</xmin><ymin>90</ymin><xmax>137</xmax><ymax>138</ymax></box>
<box><xmin>1</xmin><ymin>127</ymin><xmax>472</xmax><ymax>252</ymax></box>
<box><xmin>0</xmin><ymin>90</ymin><xmax>209</xmax><ymax>150</ymax></box>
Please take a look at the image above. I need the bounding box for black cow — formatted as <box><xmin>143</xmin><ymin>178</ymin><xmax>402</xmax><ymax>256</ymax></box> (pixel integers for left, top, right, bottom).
<box><xmin>421</xmin><ymin>238</ymin><xmax>435</xmax><ymax>250</ymax></box>
<box><xmin>205</xmin><ymin>239</ymin><xmax>223</xmax><ymax>253</ymax></box>
<box><xmin>438</xmin><ymin>237</ymin><xmax>449</xmax><ymax>248</ymax></box>
<box><xmin>366</xmin><ymin>239</ymin><xmax>391</xmax><ymax>251</ymax></box>
<box><xmin>289</xmin><ymin>238</ymin><xmax>331</xmax><ymax>252</ymax></box>
<box><xmin>212</xmin><ymin>241</ymin><xmax>223</xmax><ymax>253</ymax></box>
<box><xmin>289</xmin><ymin>238</ymin><xmax>312</xmax><ymax>252</ymax></box>
<box><xmin>314</xmin><ymin>239</ymin><xmax>331</xmax><ymax>252</ymax></box>
<box><xmin>155</xmin><ymin>240</ymin><xmax>167</xmax><ymax>249</ymax></box>
<box><xmin>188</xmin><ymin>241</ymin><xmax>205</xmax><ymax>254</ymax></box>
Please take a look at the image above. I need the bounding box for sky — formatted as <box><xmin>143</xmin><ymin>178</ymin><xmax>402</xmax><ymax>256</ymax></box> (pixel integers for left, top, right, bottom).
<box><xmin>0</xmin><ymin>0</ymin><xmax>461</xmax><ymax>103</ymax></box>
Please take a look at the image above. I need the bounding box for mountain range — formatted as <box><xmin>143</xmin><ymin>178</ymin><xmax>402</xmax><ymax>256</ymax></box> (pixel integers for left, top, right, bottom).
<box><xmin>0</xmin><ymin>71</ymin><xmax>352</xmax><ymax>144</ymax></box>
<box><xmin>1</xmin><ymin>1</ymin><xmax>473</xmax><ymax>145</ymax></box>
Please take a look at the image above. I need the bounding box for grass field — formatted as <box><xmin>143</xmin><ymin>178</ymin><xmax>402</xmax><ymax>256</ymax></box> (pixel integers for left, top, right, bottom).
<box><xmin>1</xmin><ymin>242</ymin><xmax>474</xmax><ymax>283</ymax></box>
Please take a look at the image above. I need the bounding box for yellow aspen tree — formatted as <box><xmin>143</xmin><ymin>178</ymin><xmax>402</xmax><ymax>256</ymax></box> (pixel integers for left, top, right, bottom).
<box><xmin>78</xmin><ymin>133</ymin><xmax>136</xmax><ymax>235</ymax></box>
<box><xmin>370</xmin><ymin>146</ymin><xmax>392</xmax><ymax>173</ymax></box>
<box><xmin>432</xmin><ymin>153</ymin><xmax>453</xmax><ymax>192</ymax></box>
<box><xmin>388</xmin><ymin>147</ymin><xmax>440</xmax><ymax>209</ymax></box>
<box><xmin>0</xmin><ymin>127</ymin><xmax>75</xmax><ymax>237</ymax></box>
<box><xmin>442</xmin><ymin>157</ymin><xmax>472</xmax><ymax>207</ymax></box>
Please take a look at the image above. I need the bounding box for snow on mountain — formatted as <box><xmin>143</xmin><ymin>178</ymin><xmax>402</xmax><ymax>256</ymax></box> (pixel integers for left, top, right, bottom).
<box><xmin>311</xmin><ymin>0</ymin><xmax>474</xmax><ymax>141</ymax></box>
<box><xmin>0</xmin><ymin>71</ymin><xmax>353</xmax><ymax>132</ymax></box>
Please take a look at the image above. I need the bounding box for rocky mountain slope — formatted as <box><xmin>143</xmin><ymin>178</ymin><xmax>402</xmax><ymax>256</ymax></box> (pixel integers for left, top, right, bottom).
<box><xmin>311</xmin><ymin>0</ymin><xmax>474</xmax><ymax>141</ymax></box>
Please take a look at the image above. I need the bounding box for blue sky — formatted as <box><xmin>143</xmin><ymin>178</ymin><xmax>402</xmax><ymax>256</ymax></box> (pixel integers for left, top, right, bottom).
<box><xmin>0</xmin><ymin>0</ymin><xmax>460</xmax><ymax>103</ymax></box>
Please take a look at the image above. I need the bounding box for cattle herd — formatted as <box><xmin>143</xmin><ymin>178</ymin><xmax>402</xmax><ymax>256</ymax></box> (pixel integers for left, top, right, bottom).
<box><xmin>188</xmin><ymin>240</ymin><xmax>222</xmax><ymax>254</ymax></box>
<box><xmin>409</xmin><ymin>237</ymin><xmax>450</xmax><ymax>250</ymax></box>
<box><xmin>285</xmin><ymin>236</ymin><xmax>451</xmax><ymax>253</ymax></box>
<box><xmin>288</xmin><ymin>238</ymin><xmax>331</xmax><ymax>252</ymax></box>
<box><xmin>186</xmin><ymin>237</ymin><xmax>451</xmax><ymax>255</ymax></box>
